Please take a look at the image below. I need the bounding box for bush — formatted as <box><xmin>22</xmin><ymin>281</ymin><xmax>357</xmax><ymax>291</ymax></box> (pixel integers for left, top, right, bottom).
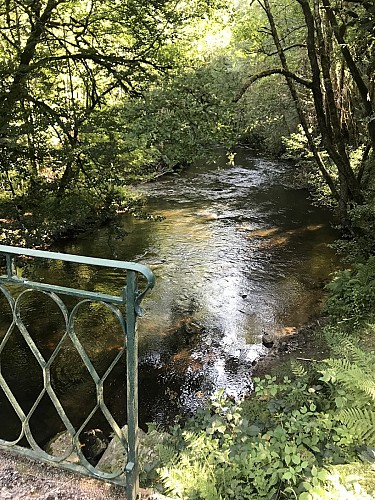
<box><xmin>324</xmin><ymin>257</ymin><xmax>375</xmax><ymax>327</ymax></box>
<box><xmin>156</xmin><ymin>374</ymin><xmax>368</xmax><ymax>499</ymax></box>
<box><xmin>333</xmin><ymin>202</ymin><xmax>375</xmax><ymax>262</ymax></box>
<box><xmin>0</xmin><ymin>183</ymin><xmax>144</xmax><ymax>248</ymax></box>
<box><xmin>152</xmin><ymin>242</ymin><xmax>375</xmax><ymax>500</ymax></box>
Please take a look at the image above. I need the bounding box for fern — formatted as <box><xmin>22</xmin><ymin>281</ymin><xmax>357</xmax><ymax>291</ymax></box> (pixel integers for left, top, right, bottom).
<box><xmin>319</xmin><ymin>333</ymin><xmax>375</xmax><ymax>446</ymax></box>
<box><xmin>157</xmin><ymin>444</ymin><xmax>178</xmax><ymax>465</ymax></box>
<box><xmin>343</xmin><ymin>343</ymin><xmax>375</xmax><ymax>373</ymax></box>
<box><xmin>338</xmin><ymin>408</ymin><xmax>375</xmax><ymax>445</ymax></box>
<box><xmin>322</xmin><ymin>358</ymin><xmax>375</xmax><ymax>405</ymax></box>
<box><xmin>360</xmin><ymin>380</ymin><xmax>375</xmax><ymax>400</ymax></box>
<box><xmin>290</xmin><ymin>360</ymin><xmax>308</xmax><ymax>378</ymax></box>
<box><xmin>323</xmin><ymin>358</ymin><xmax>352</xmax><ymax>374</ymax></box>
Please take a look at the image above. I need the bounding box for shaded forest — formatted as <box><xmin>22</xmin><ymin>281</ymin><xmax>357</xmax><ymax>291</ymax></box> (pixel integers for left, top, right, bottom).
<box><xmin>0</xmin><ymin>0</ymin><xmax>374</xmax><ymax>255</ymax></box>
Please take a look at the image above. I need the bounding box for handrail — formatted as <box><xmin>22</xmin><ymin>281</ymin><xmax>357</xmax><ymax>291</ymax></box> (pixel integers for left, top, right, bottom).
<box><xmin>0</xmin><ymin>244</ymin><xmax>155</xmax><ymax>282</ymax></box>
<box><xmin>0</xmin><ymin>244</ymin><xmax>155</xmax><ymax>312</ymax></box>
<box><xmin>0</xmin><ymin>244</ymin><xmax>155</xmax><ymax>500</ymax></box>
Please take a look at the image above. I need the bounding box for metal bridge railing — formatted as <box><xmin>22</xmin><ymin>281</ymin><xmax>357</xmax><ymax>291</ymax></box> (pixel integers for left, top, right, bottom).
<box><xmin>0</xmin><ymin>244</ymin><xmax>155</xmax><ymax>500</ymax></box>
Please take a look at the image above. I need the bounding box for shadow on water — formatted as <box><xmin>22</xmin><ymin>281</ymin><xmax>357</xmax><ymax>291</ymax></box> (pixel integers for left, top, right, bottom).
<box><xmin>0</xmin><ymin>148</ymin><xmax>340</xmax><ymax>441</ymax></box>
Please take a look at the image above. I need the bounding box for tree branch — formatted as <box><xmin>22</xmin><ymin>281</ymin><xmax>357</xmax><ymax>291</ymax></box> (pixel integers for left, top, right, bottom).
<box><xmin>27</xmin><ymin>51</ymin><xmax>171</xmax><ymax>73</ymax></box>
<box><xmin>260</xmin><ymin>43</ymin><xmax>307</xmax><ymax>57</ymax></box>
<box><xmin>321</xmin><ymin>0</ymin><xmax>375</xmax><ymax>150</ymax></box>
<box><xmin>235</xmin><ymin>68</ymin><xmax>313</xmax><ymax>102</ymax></box>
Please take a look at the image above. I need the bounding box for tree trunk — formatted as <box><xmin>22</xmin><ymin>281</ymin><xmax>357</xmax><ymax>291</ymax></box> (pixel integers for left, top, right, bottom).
<box><xmin>321</xmin><ymin>0</ymin><xmax>375</xmax><ymax>152</ymax></box>
<box><xmin>296</xmin><ymin>0</ymin><xmax>363</xmax><ymax>212</ymax></box>
<box><xmin>0</xmin><ymin>1</ymin><xmax>60</xmax><ymax>132</ymax></box>
<box><xmin>260</xmin><ymin>0</ymin><xmax>340</xmax><ymax>201</ymax></box>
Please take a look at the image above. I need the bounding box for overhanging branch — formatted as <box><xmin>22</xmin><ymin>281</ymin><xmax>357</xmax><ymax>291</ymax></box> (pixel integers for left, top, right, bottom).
<box><xmin>235</xmin><ymin>68</ymin><xmax>313</xmax><ymax>102</ymax></box>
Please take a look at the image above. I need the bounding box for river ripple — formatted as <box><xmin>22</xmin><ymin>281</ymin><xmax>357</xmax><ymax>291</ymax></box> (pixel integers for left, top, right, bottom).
<box><xmin>55</xmin><ymin>148</ymin><xmax>339</xmax><ymax>424</ymax></box>
<box><xmin>0</xmin><ymin>148</ymin><xmax>339</xmax><ymax>435</ymax></box>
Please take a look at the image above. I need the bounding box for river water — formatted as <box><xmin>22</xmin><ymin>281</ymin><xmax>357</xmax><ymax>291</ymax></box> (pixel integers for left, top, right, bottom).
<box><xmin>0</xmin><ymin>148</ymin><xmax>339</xmax><ymax>441</ymax></box>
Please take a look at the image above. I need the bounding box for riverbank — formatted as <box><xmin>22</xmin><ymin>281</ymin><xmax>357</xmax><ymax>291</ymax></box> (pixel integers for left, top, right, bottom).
<box><xmin>0</xmin><ymin>150</ymin><xmax>340</xmax><ymax>434</ymax></box>
<box><xmin>253</xmin><ymin>316</ymin><xmax>331</xmax><ymax>379</ymax></box>
<box><xmin>0</xmin><ymin>187</ymin><xmax>143</xmax><ymax>250</ymax></box>
<box><xmin>0</xmin><ymin>313</ymin><xmax>332</xmax><ymax>500</ymax></box>
<box><xmin>149</xmin><ymin>300</ymin><xmax>375</xmax><ymax>499</ymax></box>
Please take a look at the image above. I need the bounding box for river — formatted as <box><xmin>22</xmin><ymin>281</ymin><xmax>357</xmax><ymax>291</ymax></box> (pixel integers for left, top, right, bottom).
<box><xmin>0</xmin><ymin>147</ymin><xmax>339</xmax><ymax>441</ymax></box>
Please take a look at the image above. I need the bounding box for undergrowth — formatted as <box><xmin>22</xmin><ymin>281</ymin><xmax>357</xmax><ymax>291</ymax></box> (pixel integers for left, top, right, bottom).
<box><xmin>145</xmin><ymin>257</ymin><xmax>375</xmax><ymax>499</ymax></box>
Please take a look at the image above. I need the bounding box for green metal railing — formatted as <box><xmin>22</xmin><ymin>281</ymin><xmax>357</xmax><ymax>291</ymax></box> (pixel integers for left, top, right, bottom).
<box><xmin>0</xmin><ymin>244</ymin><xmax>155</xmax><ymax>500</ymax></box>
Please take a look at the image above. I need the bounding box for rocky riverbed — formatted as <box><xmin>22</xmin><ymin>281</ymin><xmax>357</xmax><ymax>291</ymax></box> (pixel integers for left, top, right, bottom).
<box><xmin>253</xmin><ymin>316</ymin><xmax>331</xmax><ymax>378</ymax></box>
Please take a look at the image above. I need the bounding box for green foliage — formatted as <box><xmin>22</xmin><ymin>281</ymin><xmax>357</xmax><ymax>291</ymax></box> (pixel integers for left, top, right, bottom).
<box><xmin>324</xmin><ymin>257</ymin><xmax>375</xmax><ymax>327</ymax></box>
<box><xmin>155</xmin><ymin>360</ymin><xmax>375</xmax><ymax>498</ymax></box>
<box><xmin>0</xmin><ymin>182</ymin><xmax>143</xmax><ymax>247</ymax></box>
<box><xmin>333</xmin><ymin>200</ymin><xmax>375</xmax><ymax>262</ymax></box>
<box><xmin>238</xmin><ymin>76</ymin><xmax>298</xmax><ymax>155</ymax></box>
<box><xmin>282</xmin><ymin>128</ymin><xmax>338</xmax><ymax>207</ymax></box>
<box><xmin>0</xmin><ymin>0</ymin><xmax>240</xmax><ymax>245</ymax></box>
<box><xmin>319</xmin><ymin>331</ymin><xmax>375</xmax><ymax>445</ymax></box>
<box><xmin>231</xmin><ymin>1</ymin><xmax>303</xmax><ymax>155</ymax></box>
<box><xmin>105</xmin><ymin>56</ymin><xmax>240</xmax><ymax>174</ymax></box>
<box><xmin>148</xmin><ymin>253</ymin><xmax>375</xmax><ymax>499</ymax></box>
<box><xmin>232</xmin><ymin>0</ymin><xmax>375</xmax><ymax>221</ymax></box>
<box><xmin>156</xmin><ymin>377</ymin><xmax>361</xmax><ymax>499</ymax></box>
<box><xmin>320</xmin><ymin>263</ymin><xmax>375</xmax><ymax>449</ymax></box>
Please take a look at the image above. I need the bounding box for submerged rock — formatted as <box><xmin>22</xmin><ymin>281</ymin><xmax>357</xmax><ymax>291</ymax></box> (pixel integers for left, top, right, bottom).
<box><xmin>44</xmin><ymin>431</ymin><xmax>79</xmax><ymax>464</ymax></box>
<box><xmin>262</xmin><ymin>332</ymin><xmax>274</xmax><ymax>348</ymax></box>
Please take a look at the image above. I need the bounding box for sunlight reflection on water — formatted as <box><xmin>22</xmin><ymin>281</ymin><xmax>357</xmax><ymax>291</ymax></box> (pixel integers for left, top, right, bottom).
<box><xmin>0</xmin><ymin>148</ymin><xmax>340</xmax><ymax>432</ymax></box>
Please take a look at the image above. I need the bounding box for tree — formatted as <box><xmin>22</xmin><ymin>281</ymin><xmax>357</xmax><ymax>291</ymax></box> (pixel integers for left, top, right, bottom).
<box><xmin>0</xmin><ymin>0</ymin><xmax>220</xmax><ymax>200</ymax></box>
<box><xmin>235</xmin><ymin>0</ymin><xmax>375</xmax><ymax>219</ymax></box>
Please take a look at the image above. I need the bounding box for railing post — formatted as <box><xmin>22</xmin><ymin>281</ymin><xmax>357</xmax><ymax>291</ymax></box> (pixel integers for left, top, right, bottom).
<box><xmin>5</xmin><ymin>254</ymin><xmax>14</xmax><ymax>279</ymax></box>
<box><xmin>125</xmin><ymin>270</ymin><xmax>139</xmax><ymax>500</ymax></box>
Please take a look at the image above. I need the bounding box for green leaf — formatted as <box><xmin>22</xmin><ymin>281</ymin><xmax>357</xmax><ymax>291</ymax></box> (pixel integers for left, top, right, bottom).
<box><xmin>301</xmin><ymin>481</ymin><xmax>311</xmax><ymax>491</ymax></box>
<box><xmin>292</xmin><ymin>454</ymin><xmax>301</xmax><ymax>465</ymax></box>
<box><xmin>317</xmin><ymin>469</ymin><xmax>329</xmax><ymax>481</ymax></box>
<box><xmin>299</xmin><ymin>493</ymin><xmax>311</xmax><ymax>500</ymax></box>
<box><xmin>282</xmin><ymin>471</ymin><xmax>292</xmax><ymax>480</ymax></box>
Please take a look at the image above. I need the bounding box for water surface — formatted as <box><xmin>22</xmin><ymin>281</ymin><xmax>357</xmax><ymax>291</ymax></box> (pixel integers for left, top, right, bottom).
<box><xmin>55</xmin><ymin>148</ymin><xmax>339</xmax><ymax>424</ymax></box>
<box><xmin>0</xmin><ymin>148</ymin><xmax>339</xmax><ymax>438</ymax></box>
